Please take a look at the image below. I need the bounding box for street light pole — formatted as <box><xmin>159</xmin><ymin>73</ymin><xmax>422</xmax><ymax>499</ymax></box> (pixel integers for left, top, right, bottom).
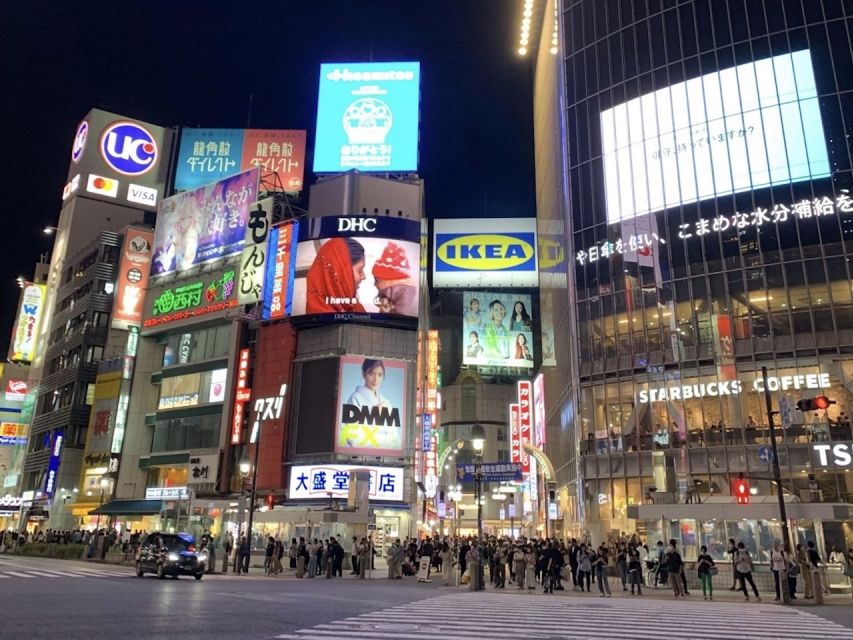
<box><xmin>244</xmin><ymin>428</ymin><xmax>261</xmax><ymax>574</ymax></box>
<box><xmin>470</xmin><ymin>423</ymin><xmax>485</xmax><ymax>540</ymax></box>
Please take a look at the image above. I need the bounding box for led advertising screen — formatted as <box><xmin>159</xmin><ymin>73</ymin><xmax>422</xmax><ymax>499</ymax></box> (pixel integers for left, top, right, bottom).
<box><xmin>112</xmin><ymin>227</ymin><xmax>154</xmax><ymax>330</ymax></box>
<box><xmin>66</xmin><ymin>108</ymin><xmax>173</xmax><ymax>211</ymax></box>
<box><xmin>463</xmin><ymin>291</ymin><xmax>534</xmax><ymax>369</ymax></box>
<box><xmin>335</xmin><ymin>356</ymin><xmax>407</xmax><ymax>456</ymax></box>
<box><xmin>9</xmin><ymin>283</ymin><xmax>46</xmax><ymax>364</ymax></box>
<box><xmin>433</xmin><ymin>218</ymin><xmax>538</xmax><ymax>288</ymax></box>
<box><xmin>174</xmin><ymin>128</ymin><xmax>306</xmax><ymax>192</ymax></box>
<box><xmin>313</xmin><ymin>62</ymin><xmax>420</xmax><ymax>173</ymax></box>
<box><xmin>601</xmin><ymin>50</ymin><xmax>830</xmax><ymax>224</ymax></box>
<box><xmin>291</xmin><ymin>216</ymin><xmax>420</xmax><ymax>323</ymax></box>
<box><xmin>150</xmin><ymin>168</ymin><xmax>259</xmax><ymax>278</ymax></box>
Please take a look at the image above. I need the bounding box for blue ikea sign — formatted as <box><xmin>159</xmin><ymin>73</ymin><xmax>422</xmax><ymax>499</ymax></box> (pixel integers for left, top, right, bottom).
<box><xmin>313</xmin><ymin>62</ymin><xmax>420</xmax><ymax>173</ymax></box>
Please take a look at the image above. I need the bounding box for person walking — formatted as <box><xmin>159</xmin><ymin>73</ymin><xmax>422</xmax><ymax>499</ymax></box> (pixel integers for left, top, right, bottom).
<box><xmin>420</xmin><ymin>537</ymin><xmax>435</xmax><ymax>582</ymax></box>
<box><xmin>666</xmin><ymin>541</ymin><xmax>685</xmax><ymax>598</ymax></box>
<box><xmin>727</xmin><ymin>538</ymin><xmax>738</xmax><ymax>590</ymax></box>
<box><xmin>627</xmin><ymin>548</ymin><xmax>643</xmax><ymax>595</ymax></box>
<box><xmin>296</xmin><ymin>537</ymin><xmax>306</xmax><ymax>578</ymax></box>
<box><xmin>616</xmin><ymin>543</ymin><xmax>628</xmax><ymax>592</ymax></box>
<box><xmin>769</xmin><ymin>541</ymin><xmax>788</xmax><ymax>601</ymax></box>
<box><xmin>288</xmin><ymin>538</ymin><xmax>297</xmax><ymax>572</ymax></box>
<box><xmin>493</xmin><ymin>542</ymin><xmax>506</xmax><ymax>588</ymax></box>
<box><xmin>796</xmin><ymin>543</ymin><xmax>813</xmax><ymax>599</ymax></box>
<box><xmin>358</xmin><ymin>537</ymin><xmax>370</xmax><ymax>579</ymax></box>
<box><xmin>514</xmin><ymin>546</ymin><xmax>527</xmax><ymax>589</ymax></box>
<box><xmin>306</xmin><ymin>539</ymin><xmax>318</xmax><ymax>578</ymax></box>
<box><xmin>524</xmin><ymin>547</ymin><xmax>537</xmax><ymax>590</ymax></box>
<box><xmin>595</xmin><ymin>546</ymin><xmax>612</xmax><ymax>597</ymax></box>
<box><xmin>439</xmin><ymin>542</ymin><xmax>454</xmax><ymax>586</ymax></box>
<box><xmin>735</xmin><ymin>542</ymin><xmax>761</xmax><ymax>601</ymax></box>
<box><xmin>350</xmin><ymin>536</ymin><xmax>360</xmax><ymax>575</ymax></box>
<box><xmin>467</xmin><ymin>542</ymin><xmax>481</xmax><ymax>591</ymax></box>
<box><xmin>264</xmin><ymin>536</ymin><xmax>275</xmax><ymax>575</ymax></box>
<box><xmin>697</xmin><ymin>545</ymin><xmax>715</xmax><ymax>600</ymax></box>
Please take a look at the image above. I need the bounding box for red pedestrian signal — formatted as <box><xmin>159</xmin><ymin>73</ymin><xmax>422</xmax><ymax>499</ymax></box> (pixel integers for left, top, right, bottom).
<box><xmin>814</xmin><ymin>396</ymin><xmax>834</xmax><ymax>410</ymax></box>
<box><xmin>735</xmin><ymin>476</ymin><xmax>749</xmax><ymax>504</ymax></box>
<box><xmin>266</xmin><ymin>495</ymin><xmax>275</xmax><ymax>510</ymax></box>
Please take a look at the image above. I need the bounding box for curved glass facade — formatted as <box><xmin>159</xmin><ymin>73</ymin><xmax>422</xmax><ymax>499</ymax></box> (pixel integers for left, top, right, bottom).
<box><xmin>560</xmin><ymin>0</ymin><xmax>853</xmax><ymax>549</ymax></box>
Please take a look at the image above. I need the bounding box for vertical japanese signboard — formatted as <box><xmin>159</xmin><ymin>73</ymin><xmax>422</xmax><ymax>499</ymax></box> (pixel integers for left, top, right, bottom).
<box><xmin>510</xmin><ymin>403</ymin><xmax>521</xmax><ymax>465</ymax></box>
<box><xmin>230</xmin><ymin>349</ymin><xmax>251</xmax><ymax>445</ymax></box>
<box><xmin>238</xmin><ymin>198</ymin><xmax>272</xmax><ymax>305</ymax></box>
<box><xmin>533</xmin><ymin>373</ymin><xmax>546</xmax><ymax>448</ymax></box>
<box><xmin>9</xmin><ymin>283</ymin><xmax>46</xmax><ymax>364</ymax></box>
<box><xmin>426</xmin><ymin>330</ymin><xmax>439</xmax><ymax>420</ymax></box>
<box><xmin>262</xmin><ymin>221</ymin><xmax>299</xmax><ymax>320</ymax></box>
<box><xmin>517</xmin><ymin>380</ymin><xmax>532</xmax><ymax>475</ymax></box>
<box><xmin>112</xmin><ymin>228</ymin><xmax>154</xmax><ymax>330</ymax></box>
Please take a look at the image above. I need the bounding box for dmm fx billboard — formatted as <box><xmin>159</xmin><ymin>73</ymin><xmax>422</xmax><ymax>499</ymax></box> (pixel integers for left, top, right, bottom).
<box><xmin>291</xmin><ymin>216</ymin><xmax>420</xmax><ymax>323</ymax></box>
<box><xmin>150</xmin><ymin>167</ymin><xmax>259</xmax><ymax>278</ymax></box>
<box><xmin>314</xmin><ymin>62</ymin><xmax>420</xmax><ymax>173</ymax></box>
<box><xmin>288</xmin><ymin>464</ymin><xmax>404</xmax><ymax>502</ymax></box>
<box><xmin>143</xmin><ymin>267</ymin><xmax>238</xmax><ymax>331</ymax></box>
<box><xmin>112</xmin><ymin>228</ymin><xmax>154</xmax><ymax>330</ymax></box>
<box><xmin>336</xmin><ymin>356</ymin><xmax>408</xmax><ymax>456</ymax></box>
<box><xmin>65</xmin><ymin>108</ymin><xmax>173</xmax><ymax>210</ymax></box>
<box><xmin>9</xmin><ymin>283</ymin><xmax>46</xmax><ymax>364</ymax></box>
<box><xmin>433</xmin><ymin>218</ymin><xmax>538</xmax><ymax>288</ymax></box>
<box><xmin>174</xmin><ymin>128</ymin><xmax>306</xmax><ymax>192</ymax></box>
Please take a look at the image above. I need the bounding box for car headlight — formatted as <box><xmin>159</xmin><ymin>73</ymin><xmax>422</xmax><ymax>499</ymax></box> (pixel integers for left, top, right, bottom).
<box><xmin>167</xmin><ymin>552</ymin><xmax>180</xmax><ymax>562</ymax></box>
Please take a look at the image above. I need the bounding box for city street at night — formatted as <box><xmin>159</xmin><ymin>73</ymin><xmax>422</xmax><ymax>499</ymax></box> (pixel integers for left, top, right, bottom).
<box><xmin>2</xmin><ymin>555</ymin><xmax>853</xmax><ymax>640</ymax></box>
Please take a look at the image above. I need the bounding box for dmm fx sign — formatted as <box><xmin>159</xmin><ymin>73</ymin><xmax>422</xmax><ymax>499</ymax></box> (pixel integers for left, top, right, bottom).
<box><xmin>638</xmin><ymin>373</ymin><xmax>831</xmax><ymax>403</ymax></box>
<box><xmin>813</xmin><ymin>444</ymin><xmax>852</xmax><ymax>468</ymax></box>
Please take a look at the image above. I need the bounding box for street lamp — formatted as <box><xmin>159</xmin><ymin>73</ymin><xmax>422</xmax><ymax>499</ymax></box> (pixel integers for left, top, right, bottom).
<box><xmin>470</xmin><ymin>423</ymin><xmax>485</xmax><ymax>539</ymax></box>
<box><xmin>43</xmin><ymin>226</ymin><xmax>59</xmax><ymax>235</ymax></box>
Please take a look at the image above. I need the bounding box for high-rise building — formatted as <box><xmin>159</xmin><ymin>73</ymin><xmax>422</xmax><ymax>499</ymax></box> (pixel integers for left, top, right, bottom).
<box><xmin>529</xmin><ymin>0</ymin><xmax>853</xmax><ymax>557</ymax></box>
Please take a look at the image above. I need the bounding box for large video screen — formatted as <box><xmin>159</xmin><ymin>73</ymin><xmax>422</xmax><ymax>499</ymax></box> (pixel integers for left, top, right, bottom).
<box><xmin>313</xmin><ymin>62</ymin><xmax>420</xmax><ymax>173</ymax></box>
<box><xmin>462</xmin><ymin>291</ymin><xmax>534</xmax><ymax>369</ymax></box>
<box><xmin>335</xmin><ymin>356</ymin><xmax>407</xmax><ymax>456</ymax></box>
<box><xmin>601</xmin><ymin>50</ymin><xmax>830</xmax><ymax>224</ymax></box>
<box><xmin>150</xmin><ymin>168</ymin><xmax>259</xmax><ymax>277</ymax></box>
<box><xmin>291</xmin><ymin>216</ymin><xmax>420</xmax><ymax>323</ymax></box>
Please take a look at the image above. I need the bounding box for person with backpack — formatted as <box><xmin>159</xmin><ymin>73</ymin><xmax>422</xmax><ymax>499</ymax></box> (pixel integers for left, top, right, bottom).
<box><xmin>697</xmin><ymin>545</ymin><xmax>715</xmax><ymax>600</ymax></box>
<box><xmin>627</xmin><ymin>547</ymin><xmax>643</xmax><ymax>595</ymax></box>
<box><xmin>666</xmin><ymin>541</ymin><xmax>684</xmax><ymax>597</ymax></box>
<box><xmin>735</xmin><ymin>542</ymin><xmax>761</xmax><ymax>601</ymax></box>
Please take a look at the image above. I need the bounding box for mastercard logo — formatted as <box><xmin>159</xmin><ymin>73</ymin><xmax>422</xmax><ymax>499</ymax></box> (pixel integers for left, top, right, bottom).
<box><xmin>86</xmin><ymin>173</ymin><xmax>119</xmax><ymax>198</ymax></box>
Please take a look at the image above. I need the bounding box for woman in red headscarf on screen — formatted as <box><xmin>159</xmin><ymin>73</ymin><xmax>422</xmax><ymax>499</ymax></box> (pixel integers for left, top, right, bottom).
<box><xmin>305</xmin><ymin>237</ymin><xmax>367</xmax><ymax>313</ymax></box>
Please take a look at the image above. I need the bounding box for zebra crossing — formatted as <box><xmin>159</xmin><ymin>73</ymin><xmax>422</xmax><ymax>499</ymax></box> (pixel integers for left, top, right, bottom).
<box><xmin>0</xmin><ymin>566</ymin><xmax>130</xmax><ymax>580</ymax></box>
<box><xmin>273</xmin><ymin>591</ymin><xmax>853</xmax><ymax>640</ymax></box>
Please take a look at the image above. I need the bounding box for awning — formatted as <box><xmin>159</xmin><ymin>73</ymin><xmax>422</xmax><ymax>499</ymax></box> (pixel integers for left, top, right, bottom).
<box><xmin>89</xmin><ymin>499</ymin><xmax>162</xmax><ymax>516</ymax></box>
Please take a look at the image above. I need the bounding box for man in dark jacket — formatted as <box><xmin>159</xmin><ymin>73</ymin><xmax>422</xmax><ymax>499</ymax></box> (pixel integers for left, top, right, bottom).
<box><xmin>459</xmin><ymin>539</ymin><xmax>470</xmax><ymax>578</ymax></box>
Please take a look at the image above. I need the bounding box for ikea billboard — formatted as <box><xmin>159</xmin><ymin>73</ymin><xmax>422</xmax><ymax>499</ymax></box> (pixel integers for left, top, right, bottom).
<box><xmin>433</xmin><ymin>218</ymin><xmax>538</xmax><ymax>288</ymax></box>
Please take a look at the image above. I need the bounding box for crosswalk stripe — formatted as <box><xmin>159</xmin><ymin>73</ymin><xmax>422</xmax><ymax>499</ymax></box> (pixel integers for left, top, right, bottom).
<box><xmin>24</xmin><ymin>571</ymin><xmax>60</xmax><ymax>578</ymax></box>
<box><xmin>4</xmin><ymin>571</ymin><xmax>35</xmax><ymax>578</ymax></box>
<box><xmin>276</xmin><ymin>592</ymin><xmax>853</xmax><ymax>640</ymax></box>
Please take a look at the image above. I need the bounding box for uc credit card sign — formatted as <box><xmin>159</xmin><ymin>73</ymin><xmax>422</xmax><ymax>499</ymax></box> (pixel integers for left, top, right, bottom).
<box><xmin>433</xmin><ymin>218</ymin><xmax>538</xmax><ymax>288</ymax></box>
<box><xmin>313</xmin><ymin>62</ymin><xmax>420</xmax><ymax>173</ymax></box>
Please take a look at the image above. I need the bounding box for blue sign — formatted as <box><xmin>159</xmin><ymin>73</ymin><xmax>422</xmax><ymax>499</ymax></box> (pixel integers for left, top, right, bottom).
<box><xmin>313</xmin><ymin>62</ymin><xmax>420</xmax><ymax>173</ymax></box>
<box><xmin>43</xmin><ymin>430</ymin><xmax>64</xmax><ymax>499</ymax></box>
<box><xmin>758</xmin><ymin>445</ymin><xmax>775</xmax><ymax>464</ymax></box>
<box><xmin>456</xmin><ymin>462</ymin><xmax>523</xmax><ymax>483</ymax></box>
<box><xmin>99</xmin><ymin>121</ymin><xmax>159</xmax><ymax>176</ymax></box>
<box><xmin>422</xmin><ymin>414</ymin><xmax>432</xmax><ymax>452</ymax></box>
<box><xmin>174</xmin><ymin>129</ymin><xmax>245</xmax><ymax>191</ymax></box>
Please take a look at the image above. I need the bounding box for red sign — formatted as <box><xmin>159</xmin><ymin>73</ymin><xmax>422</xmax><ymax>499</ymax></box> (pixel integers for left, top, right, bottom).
<box><xmin>5</xmin><ymin>379</ymin><xmax>29</xmax><ymax>401</ymax></box>
<box><xmin>735</xmin><ymin>477</ymin><xmax>750</xmax><ymax>504</ymax></box>
<box><xmin>241</xmin><ymin>130</ymin><xmax>306</xmax><ymax>192</ymax></box>
<box><xmin>268</xmin><ymin>222</ymin><xmax>297</xmax><ymax>320</ymax></box>
<box><xmin>426</xmin><ymin>330</ymin><xmax>438</xmax><ymax>420</ymax></box>
<box><xmin>112</xmin><ymin>228</ymin><xmax>153</xmax><ymax>330</ymax></box>
<box><xmin>510</xmin><ymin>403</ymin><xmax>521</xmax><ymax>464</ymax></box>
<box><xmin>517</xmin><ymin>381</ymin><xmax>532</xmax><ymax>475</ymax></box>
<box><xmin>230</xmin><ymin>348</ymin><xmax>251</xmax><ymax>444</ymax></box>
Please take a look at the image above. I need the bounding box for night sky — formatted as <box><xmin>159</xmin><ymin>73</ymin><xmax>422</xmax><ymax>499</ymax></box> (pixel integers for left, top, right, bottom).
<box><xmin>0</xmin><ymin>0</ymin><xmax>535</xmax><ymax>355</ymax></box>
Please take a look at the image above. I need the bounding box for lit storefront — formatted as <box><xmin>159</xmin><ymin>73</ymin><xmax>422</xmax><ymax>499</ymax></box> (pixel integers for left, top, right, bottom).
<box><xmin>546</xmin><ymin>0</ymin><xmax>853</xmax><ymax>554</ymax></box>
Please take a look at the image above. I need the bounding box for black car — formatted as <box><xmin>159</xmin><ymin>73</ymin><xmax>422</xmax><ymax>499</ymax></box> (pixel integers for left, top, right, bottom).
<box><xmin>135</xmin><ymin>533</ymin><xmax>204</xmax><ymax>580</ymax></box>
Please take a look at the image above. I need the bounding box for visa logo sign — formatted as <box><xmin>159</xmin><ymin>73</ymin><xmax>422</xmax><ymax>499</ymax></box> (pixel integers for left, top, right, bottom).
<box><xmin>127</xmin><ymin>183</ymin><xmax>157</xmax><ymax>206</ymax></box>
<box><xmin>435</xmin><ymin>233</ymin><xmax>535</xmax><ymax>272</ymax></box>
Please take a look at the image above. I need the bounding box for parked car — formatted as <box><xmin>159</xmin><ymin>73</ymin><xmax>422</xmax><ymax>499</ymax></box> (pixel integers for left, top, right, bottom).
<box><xmin>135</xmin><ymin>533</ymin><xmax>204</xmax><ymax>580</ymax></box>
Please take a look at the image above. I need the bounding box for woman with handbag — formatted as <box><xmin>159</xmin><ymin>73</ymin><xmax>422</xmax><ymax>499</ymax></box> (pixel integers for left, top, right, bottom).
<box><xmin>697</xmin><ymin>545</ymin><xmax>716</xmax><ymax>600</ymax></box>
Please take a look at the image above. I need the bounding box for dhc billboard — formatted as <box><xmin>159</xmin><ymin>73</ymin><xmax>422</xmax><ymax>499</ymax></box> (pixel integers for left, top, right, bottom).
<box><xmin>433</xmin><ymin>218</ymin><xmax>538</xmax><ymax>288</ymax></box>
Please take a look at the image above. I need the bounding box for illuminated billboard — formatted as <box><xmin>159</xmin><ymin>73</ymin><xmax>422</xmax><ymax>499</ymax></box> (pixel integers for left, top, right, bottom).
<box><xmin>313</xmin><ymin>62</ymin><xmax>420</xmax><ymax>173</ymax></box>
<box><xmin>335</xmin><ymin>356</ymin><xmax>407</xmax><ymax>456</ymax></box>
<box><xmin>462</xmin><ymin>291</ymin><xmax>534</xmax><ymax>369</ymax></box>
<box><xmin>150</xmin><ymin>168</ymin><xmax>259</xmax><ymax>277</ymax></box>
<box><xmin>288</xmin><ymin>464</ymin><xmax>404</xmax><ymax>502</ymax></box>
<box><xmin>9</xmin><ymin>283</ymin><xmax>46</xmax><ymax>364</ymax></box>
<box><xmin>67</xmin><ymin>108</ymin><xmax>173</xmax><ymax>210</ymax></box>
<box><xmin>112</xmin><ymin>228</ymin><xmax>154</xmax><ymax>330</ymax></box>
<box><xmin>142</xmin><ymin>267</ymin><xmax>238</xmax><ymax>331</ymax></box>
<box><xmin>238</xmin><ymin>198</ymin><xmax>272</xmax><ymax>306</ymax></box>
<box><xmin>174</xmin><ymin>128</ymin><xmax>306</xmax><ymax>192</ymax></box>
<box><xmin>291</xmin><ymin>216</ymin><xmax>420</xmax><ymax>323</ymax></box>
<box><xmin>601</xmin><ymin>49</ymin><xmax>830</xmax><ymax>224</ymax></box>
<box><xmin>262</xmin><ymin>221</ymin><xmax>299</xmax><ymax>320</ymax></box>
<box><xmin>433</xmin><ymin>218</ymin><xmax>538</xmax><ymax>288</ymax></box>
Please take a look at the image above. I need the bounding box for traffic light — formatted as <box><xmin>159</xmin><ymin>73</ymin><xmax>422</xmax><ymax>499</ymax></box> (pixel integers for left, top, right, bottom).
<box><xmin>734</xmin><ymin>473</ymin><xmax>750</xmax><ymax>504</ymax></box>
<box><xmin>797</xmin><ymin>396</ymin><xmax>836</xmax><ymax>412</ymax></box>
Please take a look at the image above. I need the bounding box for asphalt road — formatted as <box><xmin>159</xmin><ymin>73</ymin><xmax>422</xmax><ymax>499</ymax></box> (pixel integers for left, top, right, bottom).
<box><xmin>1</xmin><ymin>555</ymin><xmax>852</xmax><ymax>640</ymax></box>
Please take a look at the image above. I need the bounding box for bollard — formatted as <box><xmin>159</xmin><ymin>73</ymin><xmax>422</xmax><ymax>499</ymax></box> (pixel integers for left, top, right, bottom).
<box><xmin>813</xmin><ymin>569</ymin><xmax>824</xmax><ymax>605</ymax></box>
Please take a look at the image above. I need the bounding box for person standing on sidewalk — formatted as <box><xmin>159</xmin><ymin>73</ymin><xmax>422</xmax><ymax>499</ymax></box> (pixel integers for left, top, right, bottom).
<box><xmin>577</xmin><ymin>544</ymin><xmax>592</xmax><ymax>592</ymax></box>
<box><xmin>439</xmin><ymin>542</ymin><xmax>454</xmax><ymax>586</ymax></box>
<box><xmin>595</xmin><ymin>545</ymin><xmax>612</xmax><ymax>597</ymax></box>
<box><xmin>627</xmin><ymin>548</ymin><xmax>643</xmax><ymax>595</ymax></box>
<box><xmin>350</xmin><ymin>536</ymin><xmax>359</xmax><ymax>575</ymax></box>
<box><xmin>735</xmin><ymin>542</ymin><xmax>761</xmax><ymax>601</ymax></box>
<box><xmin>514</xmin><ymin>546</ymin><xmax>527</xmax><ymax>589</ymax></box>
<box><xmin>727</xmin><ymin>538</ymin><xmax>738</xmax><ymax>590</ymax></box>
<box><xmin>806</xmin><ymin>540</ymin><xmax>829</xmax><ymax>595</ymax></box>
<box><xmin>358</xmin><ymin>537</ymin><xmax>370</xmax><ymax>579</ymax></box>
<box><xmin>796</xmin><ymin>543</ymin><xmax>813</xmax><ymax>599</ymax></box>
<box><xmin>616</xmin><ymin>543</ymin><xmax>628</xmax><ymax>592</ymax></box>
<box><xmin>769</xmin><ymin>541</ymin><xmax>789</xmax><ymax>602</ymax></box>
<box><xmin>697</xmin><ymin>545</ymin><xmax>715</xmax><ymax>600</ymax></box>
<box><xmin>666</xmin><ymin>542</ymin><xmax>684</xmax><ymax>598</ymax></box>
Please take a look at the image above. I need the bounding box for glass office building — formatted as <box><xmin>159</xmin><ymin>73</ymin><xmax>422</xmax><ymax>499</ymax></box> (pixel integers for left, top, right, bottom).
<box><xmin>544</xmin><ymin>0</ymin><xmax>853</xmax><ymax>559</ymax></box>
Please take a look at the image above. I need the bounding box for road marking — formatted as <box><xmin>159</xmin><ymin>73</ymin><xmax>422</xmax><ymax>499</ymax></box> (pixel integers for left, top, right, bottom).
<box><xmin>3</xmin><ymin>571</ymin><xmax>35</xmax><ymax>578</ymax></box>
<box><xmin>24</xmin><ymin>571</ymin><xmax>61</xmax><ymax>578</ymax></box>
